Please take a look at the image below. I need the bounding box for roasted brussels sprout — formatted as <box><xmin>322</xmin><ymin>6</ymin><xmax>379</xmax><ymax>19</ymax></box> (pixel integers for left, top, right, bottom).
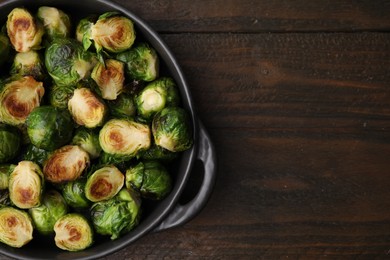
<box><xmin>152</xmin><ymin>107</ymin><xmax>193</xmax><ymax>152</ymax></box>
<box><xmin>126</xmin><ymin>161</ymin><xmax>172</xmax><ymax>200</ymax></box>
<box><xmin>54</xmin><ymin>213</ymin><xmax>93</xmax><ymax>251</ymax></box>
<box><xmin>10</xmin><ymin>51</ymin><xmax>46</xmax><ymax>81</ymax></box>
<box><xmin>26</xmin><ymin>106</ymin><xmax>74</xmax><ymax>151</ymax></box>
<box><xmin>22</xmin><ymin>144</ymin><xmax>51</xmax><ymax>166</ymax></box>
<box><xmin>0</xmin><ymin>124</ymin><xmax>21</xmax><ymax>163</ymax></box>
<box><xmin>37</xmin><ymin>6</ymin><xmax>71</xmax><ymax>41</ymax></box>
<box><xmin>6</xmin><ymin>7</ymin><xmax>44</xmax><ymax>52</ymax></box>
<box><xmin>76</xmin><ymin>16</ymin><xmax>96</xmax><ymax>46</ymax></box>
<box><xmin>68</xmin><ymin>87</ymin><xmax>107</xmax><ymax>128</ymax></box>
<box><xmin>29</xmin><ymin>189</ymin><xmax>68</xmax><ymax>235</ymax></box>
<box><xmin>116</xmin><ymin>43</ymin><xmax>159</xmax><ymax>82</ymax></box>
<box><xmin>135</xmin><ymin>77</ymin><xmax>180</xmax><ymax>120</ymax></box>
<box><xmin>0</xmin><ymin>164</ymin><xmax>15</xmax><ymax>190</ymax></box>
<box><xmin>91</xmin><ymin>59</ymin><xmax>125</xmax><ymax>100</ymax></box>
<box><xmin>0</xmin><ymin>33</ymin><xmax>11</xmax><ymax>68</ymax></box>
<box><xmin>85</xmin><ymin>165</ymin><xmax>124</xmax><ymax>202</ymax></box>
<box><xmin>45</xmin><ymin>38</ymin><xmax>97</xmax><ymax>87</ymax></box>
<box><xmin>49</xmin><ymin>84</ymin><xmax>77</xmax><ymax>109</ymax></box>
<box><xmin>9</xmin><ymin>161</ymin><xmax>44</xmax><ymax>209</ymax></box>
<box><xmin>0</xmin><ymin>207</ymin><xmax>33</xmax><ymax>248</ymax></box>
<box><xmin>72</xmin><ymin>128</ymin><xmax>102</xmax><ymax>159</ymax></box>
<box><xmin>99</xmin><ymin>119</ymin><xmax>151</xmax><ymax>161</ymax></box>
<box><xmin>61</xmin><ymin>178</ymin><xmax>90</xmax><ymax>209</ymax></box>
<box><xmin>88</xmin><ymin>12</ymin><xmax>136</xmax><ymax>53</ymax></box>
<box><xmin>90</xmin><ymin>188</ymin><xmax>141</xmax><ymax>239</ymax></box>
<box><xmin>43</xmin><ymin>145</ymin><xmax>90</xmax><ymax>183</ymax></box>
<box><xmin>140</xmin><ymin>144</ymin><xmax>178</xmax><ymax>162</ymax></box>
<box><xmin>0</xmin><ymin>76</ymin><xmax>44</xmax><ymax>126</ymax></box>
<box><xmin>107</xmin><ymin>93</ymin><xmax>136</xmax><ymax>119</ymax></box>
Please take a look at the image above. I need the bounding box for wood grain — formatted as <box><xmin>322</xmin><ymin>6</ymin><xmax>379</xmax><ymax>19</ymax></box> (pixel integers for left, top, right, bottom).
<box><xmin>113</xmin><ymin>0</ymin><xmax>390</xmax><ymax>32</ymax></box>
<box><xmin>99</xmin><ymin>32</ymin><xmax>390</xmax><ymax>259</ymax></box>
<box><xmin>160</xmin><ymin>33</ymin><xmax>390</xmax><ymax>130</ymax></box>
<box><xmin>1</xmin><ymin>0</ymin><xmax>390</xmax><ymax>259</ymax></box>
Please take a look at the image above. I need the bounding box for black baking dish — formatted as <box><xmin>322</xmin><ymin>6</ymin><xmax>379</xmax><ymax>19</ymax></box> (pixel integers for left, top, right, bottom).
<box><xmin>0</xmin><ymin>0</ymin><xmax>217</xmax><ymax>259</ymax></box>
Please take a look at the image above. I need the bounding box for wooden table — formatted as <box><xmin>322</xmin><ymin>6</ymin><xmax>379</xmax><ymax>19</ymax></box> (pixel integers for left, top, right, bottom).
<box><xmin>99</xmin><ymin>0</ymin><xmax>390</xmax><ymax>259</ymax></box>
<box><xmin>2</xmin><ymin>0</ymin><xmax>388</xmax><ymax>259</ymax></box>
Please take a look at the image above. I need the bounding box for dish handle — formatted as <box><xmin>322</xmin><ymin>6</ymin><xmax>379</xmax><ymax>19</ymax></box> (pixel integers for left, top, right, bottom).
<box><xmin>154</xmin><ymin>120</ymin><xmax>217</xmax><ymax>232</ymax></box>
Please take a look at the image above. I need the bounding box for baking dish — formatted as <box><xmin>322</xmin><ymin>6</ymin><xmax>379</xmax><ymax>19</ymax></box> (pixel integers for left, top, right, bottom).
<box><xmin>0</xmin><ymin>0</ymin><xmax>217</xmax><ymax>259</ymax></box>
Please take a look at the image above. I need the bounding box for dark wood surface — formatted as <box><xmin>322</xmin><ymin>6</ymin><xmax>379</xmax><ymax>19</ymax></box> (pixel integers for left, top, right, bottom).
<box><xmin>2</xmin><ymin>0</ymin><xmax>389</xmax><ymax>259</ymax></box>
<box><xmin>98</xmin><ymin>1</ymin><xmax>390</xmax><ymax>259</ymax></box>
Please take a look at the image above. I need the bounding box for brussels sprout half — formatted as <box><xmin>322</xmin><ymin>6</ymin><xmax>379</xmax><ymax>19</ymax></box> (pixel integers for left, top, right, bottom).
<box><xmin>6</xmin><ymin>7</ymin><xmax>44</xmax><ymax>52</ymax></box>
<box><xmin>99</xmin><ymin>119</ymin><xmax>151</xmax><ymax>161</ymax></box>
<box><xmin>135</xmin><ymin>77</ymin><xmax>180</xmax><ymax>120</ymax></box>
<box><xmin>26</xmin><ymin>106</ymin><xmax>74</xmax><ymax>151</ymax></box>
<box><xmin>152</xmin><ymin>107</ymin><xmax>193</xmax><ymax>152</ymax></box>
<box><xmin>68</xmin><ymin>88</ymin><xmax>107</xmax><ymax>128</ymax></box>
<box><xmin>85</xmin><ymin>165</ymin><xmax>124</xmax><ymax>202</ymax></box>
<box><xmin>91</xmin><ymin>59</ymin><xmax>125</xmax><ymax>100</ymax></box>
<box><xmin>10</xmin><ymin>51</ymin><xmax>46</xmax><ymax>82</ymax></box>
<box><xmin>90</xmin><ymin>188</ymin><xmax>141</xmax><ymax>240</ymax></box>
<box><xmin>0</xmin><ymin>76</ymin><xmax>44</xmax><ymax>126</ymax></box>
<box><xmin>116</xmin><ymin>43</ymin><xmax>159</xmax><ymax>82</ymax></box>
<box><xmin>0</xmin><ymin>207</ymin><xmax>33</xmax><ymax>248</ymax></box>
<box><xmin>9</xmin><ymin>161</ymin><xmax>44</xmax><ymax>209</ymax></box>
<box><xmin>43</xmin><ymin>145</ymin><xmax>90</xmax><ymax>183</ymax></box>
<box><xmin>72</xmin><ymin>128</ymin><xmax>102</xmax><ymax>159</ymax></box>
<box><xmin>29</xmin><ymin>189</ymin><xmax>68</xmax><ymax>235</ymax></box>
<box><xmin>54</xmin><ymin>213</ymin><xmax>93</xmax><ymax>251</ymax></box>
<box><xmin>89</xmin><ymin>12</ymin><xmax>136</xmax><ymax>53</ymax></box>
<box><xmin>61</xmin><ymin>178</ymin><xmax>90</xmax><ymax>209</ymax></box>
<box><xmin>0</xmin><ymin>124</ymin><xmax>21</xmax><ymax>163</ymax></box>
<box><xmin>126</xmin><ymin>161</ymin><xmax>172</xmax><ymax>200</ymax></box>
<box><xmin>37</xmin><ymin>6</ymin><xmax>71</xmax><ymax>41</ymax></box>
<box><xmin>45</xmin><ymin>38</ymin><xmax>97</xmax><ymax>87</ymax></box>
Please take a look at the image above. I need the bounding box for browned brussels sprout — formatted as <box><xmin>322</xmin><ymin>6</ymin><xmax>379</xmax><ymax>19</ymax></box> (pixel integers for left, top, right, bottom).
<box><xmin>89</xmin><ymin>12</ymin><xmax>136</xmax><ymax>53</ymax></box>
<box><xmin>99</xmin><ymin>119</ymin><xmax>151</xmax><ymax>161</ymax></box>
<box><xmin>0</xmin><ymin>207</ymin><xmax>33</xmax><ymax>247</ymax></box>
<box><xmin>85</xmin><ymin>165</ymin><xmax>124</xmax><ymax>202</ymax></box>
<box><xmin>0</xmin><ymin>76</ymin><xmax>44</xmax><ymax>126</ymax></box>
<box><xmin>6</xmin><ymin>7</ymin><xmax>44</xmax><ymax>52</ymax></box>
<box><xmin>91</xmin><ymin>59</ymin><xmax>125</xmax><ymax>100</ymax></box>
<box><xmin>54</xmin><ymin>213</ymin><xmax>93</xmax><ymax>251</ymax></box>
<box><xmin>43</xmin><ymin>145</ymin><xmax>90</xmax><ymax>183</ymax></box>
<box><xmin>8</xmin><ymin>161</ymin><xmax>44</xmax><ymax>209</ymax></box>
<box><xmin>68</xmin><ymin>88</ymin><xmax>108</xmax><ymax>128</ymax></box>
